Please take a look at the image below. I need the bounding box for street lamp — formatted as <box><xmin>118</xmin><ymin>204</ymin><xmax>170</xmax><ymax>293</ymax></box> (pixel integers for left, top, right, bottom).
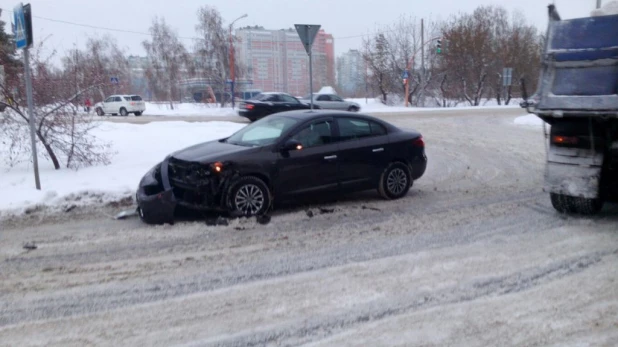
<box><xmin>229</xmin><ymin>14</ymin><xmax>248</xmax><ymax>108</ymax></box>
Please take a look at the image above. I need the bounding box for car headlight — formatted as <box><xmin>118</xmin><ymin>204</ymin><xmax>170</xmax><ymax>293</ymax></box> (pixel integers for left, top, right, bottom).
<box><xmin>140</xmin><ymin>163</ymin><xmax>161</xmax><ymax>187</ymax></box>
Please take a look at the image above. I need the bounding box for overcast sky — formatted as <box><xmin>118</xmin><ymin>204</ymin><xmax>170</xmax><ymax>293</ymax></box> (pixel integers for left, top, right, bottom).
<box><xmin>0</xmin><ymin>0</ymin><xmax>598</xmax><ymax>62</ymax></box>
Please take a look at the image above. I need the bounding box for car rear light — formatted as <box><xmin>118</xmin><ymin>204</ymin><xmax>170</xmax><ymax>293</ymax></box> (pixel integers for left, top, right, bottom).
<box><xmin>245</xmin><ymin>104</ymin><xmax>254</xmax><ymax>110</ymax></box>
<box><xmin>412</xmin><ymin>136</ymin><xmax>424</xmax><ymax>147</ymax></box>
<box><xmin>552</xmin><ymin>135</ymin><xmax>579</xmax><ymax>145</ymax></box>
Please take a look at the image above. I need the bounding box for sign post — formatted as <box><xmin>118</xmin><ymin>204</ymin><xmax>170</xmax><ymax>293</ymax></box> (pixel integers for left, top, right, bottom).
<box><xmin>502</xmin><ymin>67</ymin><xmax>513</xmax><ymax>87</ymax></box>
<box><xmin>295</xmin><ymin>24</ymin><xmax>320</xmax><ymax>110</ymax></box>
<box><xmin>14</xmin><ymin>3</ymin><xmax>40</xmax><ymax>190</ymax></box>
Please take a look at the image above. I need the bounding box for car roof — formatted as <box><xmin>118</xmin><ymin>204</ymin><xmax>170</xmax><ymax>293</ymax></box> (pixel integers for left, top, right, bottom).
<box><xmin>270</xmin><ymin>110</ymin><xmax>394</xmax><ymax>125</ymax></box>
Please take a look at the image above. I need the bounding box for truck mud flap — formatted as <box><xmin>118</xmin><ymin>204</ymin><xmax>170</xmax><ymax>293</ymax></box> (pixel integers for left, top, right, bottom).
<box><xmin>544</xmin><ymin>162</ymin><xmax>601</xmax><ymax>199</ymax></box>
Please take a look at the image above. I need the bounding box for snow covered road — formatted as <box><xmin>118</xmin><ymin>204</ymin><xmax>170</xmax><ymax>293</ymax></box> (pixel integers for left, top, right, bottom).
<box><xmin>1</xmin><ymin>110</ymin><xmax>617</xmax><ymax>346</ymax></box>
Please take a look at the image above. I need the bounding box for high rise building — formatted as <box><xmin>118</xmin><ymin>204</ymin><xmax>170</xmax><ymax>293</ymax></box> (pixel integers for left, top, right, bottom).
<box><xmin>337</xmin><ymin>49</ymin><xmax>365</xmax><ymax>97</ymax></box>
<box><xmin>236</xmin><ymin>27</ymin><xmax>335</xmax><ymax>96</ymax></box>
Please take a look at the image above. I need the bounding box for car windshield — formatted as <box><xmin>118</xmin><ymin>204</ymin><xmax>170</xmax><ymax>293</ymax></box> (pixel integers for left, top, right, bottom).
<box><xmin>225</xmin><ymin>117</ymin><xmax>299</xmax><ymax>147</ymax></box>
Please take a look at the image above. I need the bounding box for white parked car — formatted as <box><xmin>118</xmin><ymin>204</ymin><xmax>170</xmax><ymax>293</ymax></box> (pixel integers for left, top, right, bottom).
<box><xmin>95</xmin><ymin>95</ymin><xmax>146</xmax><ymax>116</ymax></box>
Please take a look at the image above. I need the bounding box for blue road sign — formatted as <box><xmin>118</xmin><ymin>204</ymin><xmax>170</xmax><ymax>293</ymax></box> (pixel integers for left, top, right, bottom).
<box><xmin>402</xmin><ymin>70</ymin><xmax>409</xmax><ymax>79</ymax></box>
<box><xmin>110</xmin><ymin>77</ymin><xmax>119</xmax><ymax>84</ymax></box>
<box><xmin>13</xmin><ymin>4</ymin><xmax>27</xmax><ymax>49</ymax></box>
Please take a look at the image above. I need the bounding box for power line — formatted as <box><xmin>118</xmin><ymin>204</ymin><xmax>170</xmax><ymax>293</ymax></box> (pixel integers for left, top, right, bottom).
<box><xmin>2</xmin><ymin>8</ymin><xmax>378</xmax><ymax>42</ymax></box>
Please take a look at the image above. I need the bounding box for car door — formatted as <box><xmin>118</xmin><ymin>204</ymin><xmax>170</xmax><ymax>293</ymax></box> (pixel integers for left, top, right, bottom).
<box><xmin>280</xmin><ymin>94</ymin><xmax>306</xmax><ymax>111</ymax></box>
<box><xmin>329</xmin><ymin>95</ymin><xmax>348</xmax><ymax>110</ymax></box>
<box><xmin>102</xmin><ymin>96</ymin><xmax>115</xmax><ymax>113</ymax></box>
<box><xmin>275</xmin><ymin>118</ymin><xmax>340</xmax><ymax>198</ymax></box>
<box><xmin>315</xmin><ymin>94</ymin><xmax>333</xmax><ymax>109</ymax></box>
<box><xmin>335</xmin><ymin>116</ymin><xmax>390</xmax><ymax>192</ymax></box>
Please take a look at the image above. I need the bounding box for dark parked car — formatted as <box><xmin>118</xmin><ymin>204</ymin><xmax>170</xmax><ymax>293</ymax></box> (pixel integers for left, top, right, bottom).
<box><xmin>136</xmin><ymin>110</ymin><xmax>427</xmax><ymax>224</ymax></box>
<box><xmin>238</xmin><ymin>92</ymin><xmax>318</xmax><ymax>121</ymax></box>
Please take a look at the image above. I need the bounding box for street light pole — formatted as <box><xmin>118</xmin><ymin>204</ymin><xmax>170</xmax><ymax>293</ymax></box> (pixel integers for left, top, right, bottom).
<box><xmin>229</xmin><ymin>14</ymin><xmax>248</xmax><ymax>109</ymax></box>
<box><xmin>597</xmin><ymin>0</ymin><xmax>602</xmax><ymax>9</ymax></box>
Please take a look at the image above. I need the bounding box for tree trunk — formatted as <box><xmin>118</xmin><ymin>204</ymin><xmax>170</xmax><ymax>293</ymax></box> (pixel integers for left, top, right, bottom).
<box><xmin>36</xmin><ymin>130</ymin><xmax>60</xmax><ymax>170</ymax></box>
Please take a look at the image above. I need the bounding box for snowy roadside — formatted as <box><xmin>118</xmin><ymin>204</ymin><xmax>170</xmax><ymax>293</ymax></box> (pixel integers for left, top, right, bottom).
<box><xmin>0</xmin><ymin>121</ymin><xmax>245</xmax><ymax>218</ymax></box>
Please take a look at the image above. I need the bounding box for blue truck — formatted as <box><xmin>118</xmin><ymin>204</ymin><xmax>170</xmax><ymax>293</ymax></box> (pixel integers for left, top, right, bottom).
<box><xmin>521</xmin><ymin>4</ymin><xmax>618</xmax><ymax>214</ymax></box>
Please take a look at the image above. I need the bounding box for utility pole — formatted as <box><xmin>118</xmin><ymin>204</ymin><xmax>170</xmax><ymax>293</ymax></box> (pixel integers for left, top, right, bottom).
<box><xmin>229</xmin><ymin>14</ymin><xmax>248</xmax><ymax>109</ymax></box>
<box><xmin>420</xmin><ymin>18</ymin><xmax>425</xmax><ymax>107</ymax></box>
<box><xmin>597</xmin><ymin>0</ymin><xmax>602</xmax><ymax>8</ymax></box>
<box><xmin>14</xmin><ymin>3</ymin><xmax>40</xmax><ymax>190</ymax></box>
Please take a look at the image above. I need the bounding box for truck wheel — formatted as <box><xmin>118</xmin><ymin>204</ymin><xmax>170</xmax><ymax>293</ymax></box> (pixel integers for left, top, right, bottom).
<box><xmin>550</xmin><ymin>193</ymin><xmax>603</xmax><ymax>215</ymax></box>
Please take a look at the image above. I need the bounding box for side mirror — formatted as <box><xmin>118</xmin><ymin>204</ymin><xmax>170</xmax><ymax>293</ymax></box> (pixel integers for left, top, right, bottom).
<box><xmin>282</xmin><ymin>139</ymin><xmax>303</xmax><ymax>151</ymax></box>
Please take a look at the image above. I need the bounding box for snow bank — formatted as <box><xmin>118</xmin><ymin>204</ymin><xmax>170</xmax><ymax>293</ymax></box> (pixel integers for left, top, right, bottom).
<box><xmin>591</xmin><ymin>1</ymin><xmax>618</xmax><ymax>16</ymax></box>
<box><xmin>144</xmin><ymin>102</ymin><xmax>237</xmax><ymax>117</ymax></box>
<box><xmin>0</xmin><ymin>121</ymin><xmax>245</xmax><ymax>214</ymax></box>
<box><xmin>514</xmin><ymin>114</ymin><xmax>544</xmax><ymax>127</ymax></box>
<box><xmin>317</xmin><ymin>86</ymin><xmax>338</xmax><ymax>95</ymax></box>
<box><xmin>350</xmin><ymin>97</ymin><xmax>523</xmax><ymax>113</ymax></box>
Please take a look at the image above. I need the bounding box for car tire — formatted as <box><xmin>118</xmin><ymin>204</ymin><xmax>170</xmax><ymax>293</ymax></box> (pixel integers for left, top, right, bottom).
<box><xmin>135</xmin><ymin>111</ymin><xmax>142</xmax><ymax>116</ymax></box>
<box><xmin>96</xmin><ymin>108</ymin><xmax>105</xmax><ymax>116</ymax></box>
<box><xmin>378</xmin><ymin>162</ymin><xmax>412</xmax><ymax>200</ymax></box>
<box><xmin>348</xmin><ymin>106</ymin><xmax>359</xmax><ymax>112</ymax></box>
<box><xmin>227</xmin><ymin>176</ymin><xmax>272</xmax><ymax>216</ymax></box>
<box><xmin>137</xmin><ymin>206</ymin><xmax>169</xmax><ymax>225</ymax></box>
<box><xmin>120</xmin><ymin>108</ymin><xmax>128</xmax><ymax>117</ymax></box>
<box><xmin>549</xmin><ymin>193</ymin><xmax>603</xmax><ymax>215</ymax></box>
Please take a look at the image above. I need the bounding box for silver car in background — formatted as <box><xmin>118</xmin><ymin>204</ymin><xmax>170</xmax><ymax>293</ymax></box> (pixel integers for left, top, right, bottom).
<box><xmin>301</xmin><ymin>93</ymin><xmax>361</xmax><ymax>112</ymax></box>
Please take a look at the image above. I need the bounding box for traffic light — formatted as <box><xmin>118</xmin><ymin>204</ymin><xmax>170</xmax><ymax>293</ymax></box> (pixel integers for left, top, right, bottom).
<box><xmin>436</xmin><ymin>39</ymin><xmax>442</xmax><ymax>54</ymax></box>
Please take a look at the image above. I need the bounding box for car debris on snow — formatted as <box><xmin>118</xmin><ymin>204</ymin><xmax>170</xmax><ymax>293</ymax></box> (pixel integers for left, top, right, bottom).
<box><xmin>23</xmin><ymin>242</ymin><xmax>37</xmax><ymax>250</ymax></box>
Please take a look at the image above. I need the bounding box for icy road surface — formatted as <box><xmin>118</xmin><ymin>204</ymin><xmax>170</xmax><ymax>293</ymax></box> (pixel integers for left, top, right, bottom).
<box><xmin>1</xmin><ymin>109</ymin><xmax>617</xmax><ymax>347</ymax></box>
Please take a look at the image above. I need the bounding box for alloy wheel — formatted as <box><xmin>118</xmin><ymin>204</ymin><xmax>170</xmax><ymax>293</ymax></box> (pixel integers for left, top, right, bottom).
<box><xmin>387</xmin><ymin>168</ymin><xmax>408</xmax><ymax>195</ymax></box>
<box><xmin>234</xmin><ymin>184</ymin><xmax>265</xmax><ymax>215</ymax></box>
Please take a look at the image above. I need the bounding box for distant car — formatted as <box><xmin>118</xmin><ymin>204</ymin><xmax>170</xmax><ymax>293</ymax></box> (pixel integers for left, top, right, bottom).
<box><xmin>238</xmin><ymin>92</ymin><xmax>318</xmax><ymax>122</ymax></box>
<box><xmin>301</xmin><ymin>93</ymin><xmax>361</xmax><ymax>112</ymax></box>
<box><xmin>135</xmin><ymin>110</ymin><xmax>427</xmax><ymax>224</ymax></box>
<box><xmin>95</xmin><ymin>95</ymin><xmax>146</xmax><ymax>116</ymax></box>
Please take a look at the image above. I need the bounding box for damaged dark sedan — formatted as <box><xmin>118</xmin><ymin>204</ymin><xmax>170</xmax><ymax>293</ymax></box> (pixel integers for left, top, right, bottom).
<box><xmin>136</xmin><ymin>110</ymin><xmax>427</xmax><ymax>224</ymax></box>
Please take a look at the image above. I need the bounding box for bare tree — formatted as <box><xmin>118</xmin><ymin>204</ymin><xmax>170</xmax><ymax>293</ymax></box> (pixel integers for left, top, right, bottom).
<box><xmin>61</xmin><ymin>35</ymin><xmax>130</xmax><ymax>106</ymax></box>
<box><xmin>362</xmin><ymin>33</ymin><xmax>395</xmax><ymax>104</ymax></box>
<box><xmin>142</xmin><ymin>17</ymin><xmax>190</xmax><ymax>108</ymax></box>
<box><xmin>1</xmin><ymin>42</ymin><xmax>113</xmax><ymax>170</ymax></box>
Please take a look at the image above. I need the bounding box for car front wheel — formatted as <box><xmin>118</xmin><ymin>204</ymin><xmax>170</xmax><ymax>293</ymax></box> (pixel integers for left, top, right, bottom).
<box><xmin>96</xmin><ymin>108</ymin><xmax>104</xmax><ymax>116</ymax></box>
<box><xmin>348</xmin><ymin>106</ymin><xmax>359</xmax><ymax>112</ymax></box>
<box><xmin>378</xmin><ymin>162</ymin><xmax>412</xmax><ymax>199</ymax></box>
<box><xmin>227</xmin><ymin>176</ymin><xmax>272</xmax><ymax>216</ymax></box>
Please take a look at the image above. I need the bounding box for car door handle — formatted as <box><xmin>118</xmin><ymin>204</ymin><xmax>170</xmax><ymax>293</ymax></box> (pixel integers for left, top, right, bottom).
<box><xmin>324</xmin><ymin>155</ymin><xmax>337</xmax><ymax>160</ymax></box>
<box><xmin>372</xmin><ymin>148</ymin><xmax>384</xmax><ymax>153</ymax></box>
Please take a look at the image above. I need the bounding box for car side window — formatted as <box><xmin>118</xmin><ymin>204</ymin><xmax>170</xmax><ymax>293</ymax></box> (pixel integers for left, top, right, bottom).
<box><xmin>331</xmin><ymin>95</ymin><xmax>343</xmax><ymax>102</ymax></box>
<box><xmin>317</xmin><ymin>95</ymin><xmax>330</xmax><ymax>101</ymax></box>
<box><xmin>267</xmin><ymin>94</ymin><xmax>280</xmax><ymax>102</ymax></box>
<box><xmin>289</xmin><ymin>120</ymin><xmax>334</xmax><ymax>149</ymax></box>
<box><xmin>280</xmin><ymin>95</ymin><xmax>300</xmax><ymax>104</ymax></box>
<box><xmin>105</xmin><ymin>97</ymin><xmax>114</xmax><ymax>103</ymax></box>
<box><xmin>114</xmin><ymin>96</ymin><xmax>122</xmax><ymax>102</ymax></box>
<box><xmin>337</xmin><ymin>118</ymin><xmax>387</xmax><ymax>141</ymax></box>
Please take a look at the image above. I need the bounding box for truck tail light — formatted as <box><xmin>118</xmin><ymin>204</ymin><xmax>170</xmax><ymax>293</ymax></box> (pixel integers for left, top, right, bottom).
<box><xmin>552</xmin><ymin>135</ymin><xmax>579</xmax><ymax>145</ymax></box>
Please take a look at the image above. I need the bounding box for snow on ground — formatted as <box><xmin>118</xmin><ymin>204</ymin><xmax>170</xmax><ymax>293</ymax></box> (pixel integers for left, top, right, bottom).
<box><xmin>514</xmin><ymin>114</ymin><xmax>544</xmax><ymax>127</ymax></box>
<box><xmin>143</xmin><ymin>102</ymin><xmax>237</xmax><ymax>117</ymax></box>
<box><xmin>351</xmin><ymin>97</ymin><xmax>523</xmax><ymax>113</ymax></box>
<box><xmin>136</xmin><ymin>98</ymin><xmax>523</xmax><ymax>117</ymax></box>
<box><xmin>0</xmin><ymin>121</ymin><xmax>245</xmax><ymax>215</ymax></box>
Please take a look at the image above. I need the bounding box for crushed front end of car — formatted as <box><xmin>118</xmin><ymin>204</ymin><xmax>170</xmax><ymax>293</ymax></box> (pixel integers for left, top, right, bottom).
<box><xmin>136</xmin><ymin>157</ymin><xmax>236</xmax><ymax>224</ymax></box>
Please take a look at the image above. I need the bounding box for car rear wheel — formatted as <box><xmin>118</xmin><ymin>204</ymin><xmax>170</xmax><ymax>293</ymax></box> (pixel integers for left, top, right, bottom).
<box><xmin>120</xmin><ymin>108</ymin><xmax>128</xmax><ymax>117</ymax></box>
<box><xmin>378</xmin><ymin>162</ymin><xmax>412</xmax><ymax>199</ymax></box>
<box><xmin>135</xmin><ymin>111</ymin><xmax>142</xmax><ymax>116</ymax></box>
<box><xmin>348</xmin><ymin>106</ymin><xmax>359</xmax><ymax>112</ymax></box>
<box><xmin>96</xmin><ymin>108</ymin><xmax>104</xmax><ymax>116</ymax></box>
<box><xmin>227</xmin><ymin>176</ymin><xmax>272</xmax><ymax>216</ymax></box>
<box><xmin>549</xmin><ymin>193</ymin><xmax>603</xmax><ymax>215</ymax></box>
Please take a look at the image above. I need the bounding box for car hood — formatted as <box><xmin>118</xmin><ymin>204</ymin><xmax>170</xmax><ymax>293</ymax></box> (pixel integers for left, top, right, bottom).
<box><xmin>170</xmin><ymin>139</ymin><xmax>254</xmax><ymax>163</ymax></box>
